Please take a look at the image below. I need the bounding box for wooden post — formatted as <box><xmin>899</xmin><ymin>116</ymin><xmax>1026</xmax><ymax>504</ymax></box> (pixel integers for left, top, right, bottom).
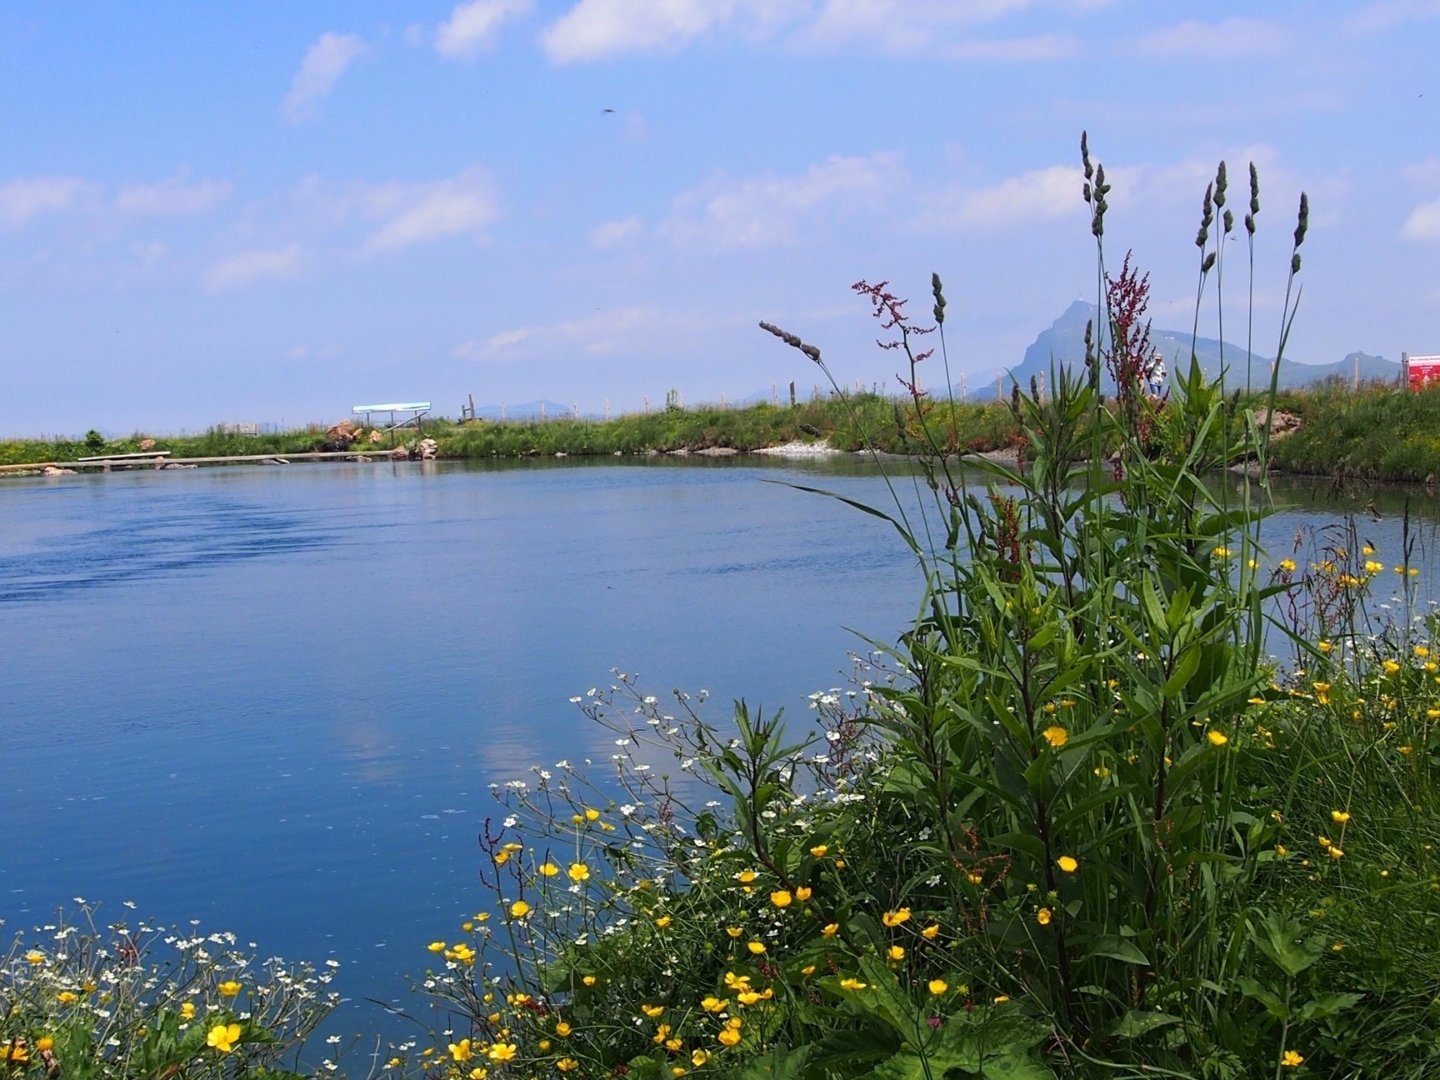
<box><xmin>789</xmin><ymin>381</ymin><xmax>796</xmax><ymax>408</ymax></box>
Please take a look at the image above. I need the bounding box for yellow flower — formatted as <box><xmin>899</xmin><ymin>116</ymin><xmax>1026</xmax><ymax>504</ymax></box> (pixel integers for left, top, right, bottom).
<box><xmin>207</xmin><ymin>1023</ymin><xmax>243</xmax><ymax>1054</ymax></box>
<box><xmin>539</xmin><ymin>862</ymin><xmax>560</xmax><ymax>877</ymax></box>
<box><xmin>180</xmin><ymin>1001</ymin><xmax>196</xmax><ymax>1019</ymax></box>
<box><xmin>887</xmin><ymin>945</ymin><xmax>905</xmax><ymax>961</ymax></box>
<box><xmin>427</xmin><ymin>940</ymin><xmax>447</xmax><ymax>952</ymax></box>
<box><xmin>701</xmin><ymin>996</ymin><xmax>727</xmax><ymax>1014</ymax></box>
<box><xmin>494</xmin><ymin>850</ymin><xmax>511</xmax><ymax>866</ymax></box>
<box><xmin>1278</xmin><ymin>558</ymin><xmax>1296</xmax><ymax>572</ymax></box>
<box><xmin>1</xmin><ymin>1046</ymin><xmax>28</xmax><ymax>1063</ymax></box>
<box><xmin>809</xmin><ymin>844</ymin><xmax>828</xmax><ymax>858</ymax></box>
<box><xmin>1318</xmin><ymin>640</ymin><xmax>1333</xmax><ymax>653</ymax></box>
<box><xmin>746</xmin><ymin>941</ymin><xmax>766</xmax><ymax>955</ymax></box>
<box><xmin>736</xmin><ymin>990</ymin><xmax>763</xmax><ymax>1005</ymax></box>
<box><xmin>801</xmin><ymin>964</ymin><xmax>816</xmax><ymax>977</ymax></box>
<box><xmin>557</xmin><ymin>1059</ymin><xmax>580</xmax><ymax>1072</ymax></box>
<box><xmin>726</xmin><ymin>926</ymin><xmax>745</xmax><ymax>938</ymax></box>
<box><xmin>1093</xmin><ymin>765</ymin><xmax>1110</xmax><ymax>779</ymax></box>
<box><xmin>992</xmin><ymin>995</ymin><xmax>1010</xmax><ymax>1004</ymax></box>
<box><xmin>217</xmin><ymin>980</ymin><xmax>242</xmax><ymax>997</ymax></box>
<box><xmin>582</xmin><ymin>975</ymin><xmax>598</xmax><ymax>987</ymax></box>
<box><xmin>770</xmin><ymin>890</ymin><xmax>792</xmax><ymax>908</ymax></box>
<box><xmin>1328</xmin><ymin>847</ymin><xmax>1345</xmax><ymax>860</ymax></box>
<box><xmin>1275</xmin><ymin>845</ymin><xmax>1288</xmax><ymax>858</ymax></box>
<box><xmin>692</xmin><ymin>1049</ymin><xmax>710</xmax><ymax>1067</ymax></box>
<box><xmin>1042</xmin><ymin>726</ymin><xmax>1069</xmax><ymax>748</ymax></box>
<box><xmin>928</xmin><ymin>979</ymin><xmax>948</xmax><ymax>995</ymax></box>
<box><xmin>450</xmin><ymin>943</ymin><xmax>475</xmax><ymax>965</ymax></box>
<box><xmin>839</xmin><ymin>977</ymin><xmax>867</xmax><ymax>991</ymax></box>
<box><xmin>671</xmin><ymin>1067</ymin><xmax>686</xmax><ymax>1077</ymax></box>
<box><xmin>35</xmin><ymin>1039</ymin><xmax>52</xmax><ymax>1053</ymax></box>
<box><xmin>966</xmin><ymin>870</ymin><xmax>984</xmax><ymax>885</ymax></box>
<box><xmin>1331</xmin><ymin>810</ymin><xmax>1351</xmax><ymax>824</ymax></box>
<box><xmin>642</xmin><ymin>1004</ymin><xmax>666</xmax><ymax>1018</ymax></box>
<box><xmin>510</xmin><ymin>899</ymin><xmax>532</xmax><ymax>918</ymax></box>
<box><xmin>1211</xmin><ymin>546</ymin><xmax>1232</xmax><ymax>559</ymax></box>
<box><xmin>24</xmin><ymin>950</ymin><xmax>44</xmax><ymax>965</ymax></box>
<box><xmin>1056</xmin><ymin>855</ymin><xmax>1078</xmax><ymax>873</ymax></box>
<box><xmin>794</xmin><ymin>886</ymin><xmax>812</xmax><ymax>902</ymax></box>
<box><xmin>1383</xmin><ymin>659</ymin><xmax>1401</xmax><ymax>674</ymax></box>
<box><xmin>555</xmin><ymin>1021</ymin><xmax>573</xmax><ymax>1037</ymax></box>
<box><xmin>584</xmin><ymin>808</ymin><xmax>601</xmax><ymax>821</ymax></box>
<box><xmin>1207</xmin><ymin>730</ymin><xmax>1229</xmax><ymax>747</ymax></box>
<box><xmin>1281</xmin><ymin>1049</ymin><xmax>1304</xmax><ymax>1068</ymax></box>
<box><xmin>1037</xmin><ymin>908</ymin><xmax>1053</xmax><ymax>926</ymax></box>
<box><xmin>486</xmin><ymin>1044</ymin><xmax>518</xmax><ymax>1063</ymax></box>
<box><xmin>821</xmin><ymin>923</ymin><xmax>839</xmax><ymax>938</ymax></box>
<box><xmin>655</xmin><ymin>915</ymin><xmax>673</xmax><ymax>928</ymax></box>
<box><xmin>57</xmin><ymin>991</ymin><xmax>78</xmax><ymax>1004</ymax></box>
<box><xmin>651</xmin><ymin>1024</ymin><xmax>672</xmax><ymax>1044</ymax></box>
<box><xmin>736</xmin><ymin>870</ymin><xmax>758</xmax><ymax>884</ymax></box>
<box><xmin>717</xmin><ymin>1028</ymin><xmax>741</xmax><ymax>1047</ymax></box>
<box><xmin>921</xmin><ymin>923</ymin><xmax>940</xmax><ymax>940</ymax></box>
<box><xmin>449</xmin><ymin>1039</ymin><xmax>474</xmax><ymax>1062</ymax></box>
<box><xmin>569</xmin><ymin>863</ymin><xmax>591</xmax><ymax>882</ymax></box>
<box><xmin>881</xmin><ymin>908</ymin><xmax>911</xmax><ymax>928</ymax></box>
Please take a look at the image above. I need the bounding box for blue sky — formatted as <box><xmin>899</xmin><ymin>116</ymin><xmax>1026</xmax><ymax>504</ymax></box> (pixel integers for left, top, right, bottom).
<box><xmin>2</xmin><ymin>1</ymin><xmax>1438</xmax><ymax>436</ymax></box>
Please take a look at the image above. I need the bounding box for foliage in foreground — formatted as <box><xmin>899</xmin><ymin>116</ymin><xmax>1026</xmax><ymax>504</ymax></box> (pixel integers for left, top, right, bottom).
<box><xmin>404</xmin><ymin>141</ymin><xmax>1440</xmax><ymax>1079</ymax></box>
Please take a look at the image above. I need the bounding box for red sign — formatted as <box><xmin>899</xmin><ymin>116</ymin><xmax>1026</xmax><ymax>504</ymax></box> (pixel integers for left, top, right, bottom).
<box><xmin>1408</xmin><ymin>355</ymin><xmax>1440</xmax><ymax>390</ymax></box>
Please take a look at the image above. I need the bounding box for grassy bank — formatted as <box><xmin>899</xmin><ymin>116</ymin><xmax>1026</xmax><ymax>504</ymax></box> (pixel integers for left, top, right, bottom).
<box><xmin>1268</xmin><ymin>380</ymin><xmax>1440</xmax><ymax>482</ymax></box>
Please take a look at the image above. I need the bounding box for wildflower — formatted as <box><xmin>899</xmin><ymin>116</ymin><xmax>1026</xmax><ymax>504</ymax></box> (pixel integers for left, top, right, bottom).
<box><xmin>881</xmin><ymin>909</ymin><xmax>912</xmax><ymax>928</ymax></box>
<box><xmin>24</xmin><ymin>950</ymin><xmax>44</xmax><ymax>965</ymax></box>
<box><xmin>1057</xmin><ymin>855</ymin><xmax>1078</xmax><ymax>873</ymax></box>
<box><xmin>839</xmin><ymin>977</ymin><xmax>867</xmax><ymax>990</ymax></box>
<box><xmin>1279</xmin><ymin>558</ymin><xmax>1296</xmax><ymax>572</ymax></box>
<box><xmin>582</xmin><ymin>975</ymin><xmax>598</xmax><ymax>987</ymax></box>
<box><xmin>207</xmin><ymin>1023</ymin><xmax>242</xmax><ymax>1054</ymax></box>
<box><xmin>770</xmin><ymin>890</ymin><xmax>792</xmax><ymax>909</ymax></box>
<box><xmin>1275</xmin><ymin>845</ymin><xmax>1288</xmax><ymax>858</ymax></box>
<box><xmin>1093</xmin><ymin>765</ymin><xmax>1110</xmax><ymax>779</ymax></box>
<box><xmin>642</xmin><ymin>1004</ymin><xmax>666</xmax><ymax>1019</ymax></box>
<box><xmin>1037</xmin><ymin>908</ymin><xmax>1053</xmax><ymax>926</ymax></box>
<box><xmin>57</xmin><ymin>991</ymin><xmax>78</xmax><ymax>1004</ymax></box>
<box><xmin>569</xmin><ymin>863</ymin><xmax>591</xmax><ymax>883</ymax></box>
<box><xmin>692</xmin><ymin>1049</ymin><xmax>710</xmax><ymax>1067</ymax></box>
<box><xmin>1207</xmin><ymin>730</ymin><xmax>1229</xmax><ymax>747</ymax></box>
<box><xmin>1383</xmin><ymin>660</ymin><xmax>1401</xmax><ymax>674</ymax></box>
<box><xmin>539</xmin><ymin>862</ymin><xmax>560</xmax><ymax>877</ymax></box>
<box><xmin>887</xmin><ymin>945</ymin><xmax>905</xmax><ymax>961</ymax></box>
<box><xmin>717</xmin><ymin>1028</ymin><xmax>741</xmax><ymax>1048</ymax></box>
<box><xmin>801</xmin><ymin>964</ymin><xmax>816</xmax><ymax>976</ymax></box>
<box><xmin>217</xmin><ymin>980</ymin><xmax>242</xmax><ymax>997</ymax></box>
<box><xmin>794</xmin><ymin>886</ymin><xmax>812</xmax><ymax>902</ymax></box>
<box><xmin>35</xmin><ymin>1040</ymin><xmax>52</xmax><ymax>1053</ymax></box>
<box><xmin>1281</xmin><ymin>1050</ymin><xmax>1304</xmax><ymax>1067</ymax></box>
<box><xmin>746</xmin><ymin>941</ymin><xmax>766</xmax><ymax>955</ymax></box>
<box><xmin>1417</xmin><ymin>646</ymin><xmax>1431</xmax><ymax>658</ymax></box>
<box><xmin>701</xmin><ymin>996</ymin><xmax>727</xmax><ymax>1014</ymax></box>
<box><xmin>992</xmin><ymin>996</ymin><xmax>1010</xmax><ymax>1004</ymax></box>
<box><xmin>726</xmin><ymin>927</ymin><xmax>743</xmax><ymax>938</ymax></box>
<box><xmin>510</xmin><ymin>900</ymin><xmax>532</xmax><ymax>918</ymax></box>
<box><xmin>1</xmin><ymin>1046</ymin><xmax>28</xmax><ymax>1064</ymax></box>
<box><xmin>921</xmin><ymin>923</ymin><xmax>940</xmax><ymax>940</ymax></box>
<box><xmin>1042</xmin><ymin>726</ymin><xmax>1069</xmax><ymax>748</ymax></box>
<box><xmin>736</xmin><ymin>870</ymin><xmax>758</xmax><ymax>884</ymax></box>
<box><xmin>450</xmin><ymin>1040</ymin><xmax>474</xmax><ymax>1062</ymax></box>
<box><xmin>557</xmin><ymin>1059</ymin><xmax>580</xmax><ymax>1072</ymax></box>
<box><xmin>1328</xmin><ymin>847</ymin><xmax>1345</xmax><ymax>860</ymax></box>
<box><xmin>585</xmin><ymin>808</ymin><xmax>601</xmax><ymax>821</ymax></box>
<box><xmin>655</xmin><ymin>915</ymin><xmax>672</xmax><ymax>928</ymax></box>
<box><xmin>822</xmin><ymin>923</ymin><xmax>839</xmax><ymax>938</ymax></box>
<box><xmin>928</xmin><ymin>979</ymin><xmax>948</xmax><ymax>996</ymax></box>
<box><xmin>1331</xmin><ymin>810</ymin><xmax>1351</xmax><ymax>824</ymax></box>
<box><xmin>487</xmin><ymin>1044</ymin><xmax>518</xmax><ymax>1063</ymax></box>
<box><xmin>809</xmin><ymin>844</ymin><xmax>828</xmax><ymax>858</ymax></box>
<box><xmin>555</xmin><ymin>1022</ymin><xmax>573</xmax><ymax>1037</ymax></box>
<box><xmin>1319</xmin><ymin>640</ymin><xmax>1334</xmax><ymax>654</ymax></box>
<box><xmin>1211</xmin><ymin>546</ymin><xmax>1232</xmax><ymax>559</ymax></box>
<box><xmin>180</xmin><ymin>1001</ymin><xmax>196</xmax><ymax>1019</ymax></box>
<box><xmin>652</xmin><ymin>1024</ymin><xmax>672</xmax><ymax>1044</ymax></box>
<box><xmin>450</xmin><ymin>943</ymin><xmax>475</xmax><ymax>965</ymax></box>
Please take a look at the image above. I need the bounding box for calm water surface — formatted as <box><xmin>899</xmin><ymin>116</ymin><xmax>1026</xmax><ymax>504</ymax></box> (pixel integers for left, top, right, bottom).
<box><xmin>3</xmin><ymin>457</ymin><xmax>1440</xmax><ymax>1036</ymax></box>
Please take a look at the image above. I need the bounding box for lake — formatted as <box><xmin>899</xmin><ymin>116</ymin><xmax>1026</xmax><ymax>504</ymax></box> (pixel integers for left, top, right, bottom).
<box><xmin>3</xmin><ymin>456</ymin><xmax>1438</xmax><ymax>1041</ymax></box>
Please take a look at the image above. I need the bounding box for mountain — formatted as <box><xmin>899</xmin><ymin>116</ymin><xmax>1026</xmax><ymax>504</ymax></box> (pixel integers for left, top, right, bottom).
<box><xmin>995</xmin><ymin>301</ymin><xmax>1400</xmax><ymax>395</ymax></box>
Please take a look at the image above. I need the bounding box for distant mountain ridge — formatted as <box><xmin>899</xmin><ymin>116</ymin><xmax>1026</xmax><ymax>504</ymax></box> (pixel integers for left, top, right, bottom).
<box><xmin>1000</xmin><ymin>301</ymin><xmax>1399</xmax><ymax>395</ymax></box>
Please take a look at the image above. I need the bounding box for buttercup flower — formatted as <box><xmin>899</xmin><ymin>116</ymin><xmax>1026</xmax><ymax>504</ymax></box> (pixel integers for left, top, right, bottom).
<box><xmin>770</xmin><ymin>890</ymin><xmax>792</xmax><ymax>908</ymax></box>
<box><xmin>449</xmin><ymin>1039</ymin><xmax>473</xmax><ymax>1062</ymax></box>
<box><xmin>881</xmin><ymin>908</ymin><xmax>911</xmax><ymax>927</ymax></box>
<box><xmin>207</xmin><ymin>1023</ymin><xmax>242</xmax><ymax>1054</ymax></box>
<box><xmin>510</xmin><ymin>900</ymin><xmax>532</xmax><ymax>918</ymax></box>
<box><xmin>1042</xmin><ymin>726</ymin><xmax>1069</xmax><ymax>748</ymax></box>
<box><xmin>1057</xmin><ymin>855</ymin><xmax>1078</xmax><ymax>873</ymax></box>
<box><xmin>568</xmin><ymin>863</ymin><xmax>591</xmax><ymax>883</ymax></box>
<box><xmin>217</xmin><ymin>981</ymin><xmax>242</xmax><ymax>997</ymax></box>
<box><xmin>1281</xmin><ymin>1050</ymin><xmax>1304</xmax><ymax>1067</ymax></box>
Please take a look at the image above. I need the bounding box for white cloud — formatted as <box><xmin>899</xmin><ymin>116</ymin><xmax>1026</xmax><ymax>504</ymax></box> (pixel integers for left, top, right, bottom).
<box><xmin>457</xmin><ymin>307</ymin><xmax>665</xmax><ymax>360</ymax></box>
<box><xmin>925</xmin><ymin>165</ymin><xmax>1082</xmax><ymax>230</ymax></box>
<box><xmin>115</xmin><ymin>173</ymin><xmax>232</xmax><ymax>216</ymax></box>
<box><xmin>282</xmin><ymin>32</ymin><xmax>367</xmax><ymax>124</ymax></box>
<box><xmin>1133</xmin><ymin>18</ymin><xmax>1286</xmax><ymax>59</ymax></box>
<box><xmin>436</xmin><ymin>0</ymin><xmax>533</xmax><ymax>59</ymax></box>
<box><xmin>0</xmin><ymin>176</ymin><xmax>95</xmax><ymax>228</ymax></box>
<box><xmin>205</xmin><ymin>244</ymin><xmax>304</xmax><ymax>291</ymax></box>
<box><xmin>590</xmin><ymin>215</ymin><xmax>643</xmax><ymax>249</ymax></box>
<box><xmin>360</xmin><ymin>169</ymin><xmax>500</xmax><ymax>254</ymax></box>
<box><xmin>542</xmin><ymin>0</ymin><xmax>802</xmax><ymax>62</ymax></box>
<box><xmin>1402</xmin><ymin>197</ymin><xmax>1440</xmax><ymax>240</ymax></box>
<box><xmin>661</xmin><ymin>152</ymin><xmax>901</xmax><ymax>251</ymax></box>
<box><xmin>800</xmin><ymin>0</ymin><xmax>1026</xmax><ymax>51</ymax></box>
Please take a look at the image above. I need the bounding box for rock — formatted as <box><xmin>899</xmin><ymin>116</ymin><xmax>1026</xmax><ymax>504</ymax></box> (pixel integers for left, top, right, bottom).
<box><xmin>696</xmin><ymin>446</ymin><xmax>739</xmax><ymax>457</ymax></box>
<box><xmin>139</xmin><ymin>438</ymin><xmax>156</xmax><ymax>451</ymax></box>
<box><xmin>325</xmin><ymin>419</ymin><xmax>359</xmax><ymax>443</ymax></box>
<box><xmin>417</xmin><ymin>438</ymin><xmax>438</xmax><ymax>460</ymax></box>
<box><xmin>42</xmin><ymin>465</ymin><xmax>76</xmax><ymax>476</ymax></box>
<box><xmin>389</xmin><ymin>446</ymin><xmax>409</xmax><ymax>461</ymax></box>
<box><xmin>1252</xmin><ymin>408</ymin><xmax>1302</xmax><ymax>439</ymax></box>
<box><xmin>368</xmin><ymin>429</ymin><xmax>385</xmax><ymax>444</ymax></box>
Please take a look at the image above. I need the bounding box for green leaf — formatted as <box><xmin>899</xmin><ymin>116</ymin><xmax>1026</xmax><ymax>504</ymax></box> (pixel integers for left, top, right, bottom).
<box><xmin>1295</xmin><ymin>991</ymin><xmax>1363</xmax><ymax>1021</ymax></box>
<box><xmin>1082</xmin><ymin>935</ymin><xmax>1150</xmax><ymax>966</ymax></box>
<box><xmin>1109</xmin><ymin>1010</ymin><xmax>1183</xmax><ymax>1038</ymax></box>
<box><xmin>1253</xmin><ymin>912</ymin><xmax>1323</xmax><ymax>978</ymax></box>
<box><xmin>1235</xmin><ymin>976</ymin><xmax>1288</xmax><ymax>1020</ymax></box>
<box><xmin>731</xmin><ymin>1045</ymin><xmax>813</xmax><ymax>1080</ymax></box>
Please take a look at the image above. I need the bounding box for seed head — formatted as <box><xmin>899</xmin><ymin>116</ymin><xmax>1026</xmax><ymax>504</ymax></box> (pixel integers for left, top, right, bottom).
<box><xmin>1213</xmin><ymin>161</ymin><xmax>1228</xmax><ymax>209</ymax></box>
<box><xmin>1223</xmin><ymin>208</ymin><xmax>1234</xmax><ymax>235</ymax></box>
<box><xmin>931</xmin><ymin>272</ymin><xmax>946</xmax><ymax>326</ymax></box>
<box><xmin>1248</xmin><ymin>162</ymin><xmax>1260</xmax><ymax>217</ymax></box>
<box><xmin>1080</xmin><ymin>130</ymin><xmax>1093</xmax><ymax>181</ymax></box>
<box><xmin>1294</xmin><ymin>192</ymin><xmax>1309</xmax><ymax>249</ymax></box>
<box><xmin>1196</xmin><ymin>182</ymin><xmax>1214</xmax><ymax>249</ymax></box>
